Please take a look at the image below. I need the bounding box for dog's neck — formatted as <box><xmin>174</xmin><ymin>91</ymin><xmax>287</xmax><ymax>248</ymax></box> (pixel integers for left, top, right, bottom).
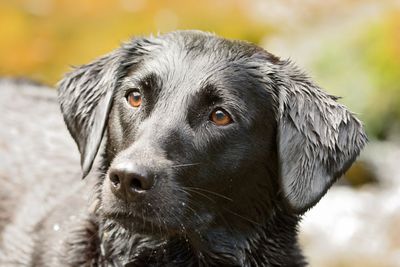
<box><xmin>96</xmin><ymin>210</ymin><xmax>305</xmax><ymax>267</ymax></box>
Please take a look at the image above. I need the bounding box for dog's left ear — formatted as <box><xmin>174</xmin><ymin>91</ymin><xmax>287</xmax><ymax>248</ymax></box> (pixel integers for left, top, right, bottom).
<box><xmin>58</xmin><ymin>49</ymin><xmax>124</xmax><ymax>178</ymax></box>
<box><xmin>272</xmin><ymin>61</ymin><xmax>367</xmax><ymax>214</ymax></box>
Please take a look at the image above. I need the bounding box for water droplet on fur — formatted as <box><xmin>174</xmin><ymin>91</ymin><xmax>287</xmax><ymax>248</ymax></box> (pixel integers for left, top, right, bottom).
<box><xmin>53</xmin><ymin>224</ymin><xmax>60</xmax><ymax>231</ymax></box>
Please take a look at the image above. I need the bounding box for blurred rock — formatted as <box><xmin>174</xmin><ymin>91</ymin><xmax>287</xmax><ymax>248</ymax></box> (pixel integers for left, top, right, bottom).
<box><xmin>300</xmin><ymin>141</ymin><xmax>400</xmax><ymax>267</ymax></box>
<box><xmin>0</xmin><ymin>78</ymin><xmax>80</xmax><ymax>236</ymax></box>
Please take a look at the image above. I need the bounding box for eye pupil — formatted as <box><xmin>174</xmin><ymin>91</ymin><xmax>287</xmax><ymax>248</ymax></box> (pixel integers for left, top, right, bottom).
<box><xmin>210</xmin><ymin>108</ymin><xmax>232</xmax><ymax>126</ymax></box>
<box><xmin>215</xmin><ymin>110</ymin><xmax>225</xmax><ymax>121</ymax></box>
<box><xmin>133</xmin><ymin>93</ymin><xmax>140</xmax><ymax>101</ymax></box>
<box><xmin>127</xmin><ymin>91</ymin><xmax>142</xmax><ymax>107</ymax></box>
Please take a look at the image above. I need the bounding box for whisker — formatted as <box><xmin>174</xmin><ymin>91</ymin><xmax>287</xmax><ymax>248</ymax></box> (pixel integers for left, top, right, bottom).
<box><xmin>154</xmin><ymin>209</ymin><xmax>163</xmax><ymax>237</ymax></box>
<box><xmin>173</xmin><ymin>188</ymin><xmax>210</xmax><ymax>227</ymax></box>
<box><xmin>221</xmin><ymin>207</ymin><xmax>261</xmax><ymax>226</ymax></box>
<box><xmin>180</xmin><ymin>187</ymin><xmax>216</xmax><ymax>203</ymax></box>
<box><xmin>141</xmin><ymin>208</ymin><xmax>146</xmax><ymax>234</ymax></box>
<box><xmin>215</xmin><ymin>209</ymin><xmax>235</xmax><ymax>234</ymax></box>
<box><xmin>171</xmin><ymin>163</ymin><xmax>200</xmax><ymax>168</ymax></box>
<box><xmin>184</xmin><ymin>186</ymin><xmax>234</xmax><ymax>202</ymax></box>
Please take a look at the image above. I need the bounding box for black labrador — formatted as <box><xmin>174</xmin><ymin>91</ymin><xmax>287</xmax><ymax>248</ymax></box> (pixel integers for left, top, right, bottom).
<box><xmin>0</xmin><ymin>30</ymin><xmax>367</xmax><ymax>266</ymax></box>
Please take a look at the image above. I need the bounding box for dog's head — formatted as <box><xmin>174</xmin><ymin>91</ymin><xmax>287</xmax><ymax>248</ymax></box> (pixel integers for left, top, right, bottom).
<box><xmin>58</xmin><ymin>31</ymin><xmax>366</xmax><ymax>237</ymax></box>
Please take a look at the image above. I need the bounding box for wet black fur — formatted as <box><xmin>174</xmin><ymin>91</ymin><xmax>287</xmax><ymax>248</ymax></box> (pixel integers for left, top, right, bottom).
<box><xmin>2</xmin><ymin>31</ymin><xmax>367</xmax><ymax>266</ymax></box>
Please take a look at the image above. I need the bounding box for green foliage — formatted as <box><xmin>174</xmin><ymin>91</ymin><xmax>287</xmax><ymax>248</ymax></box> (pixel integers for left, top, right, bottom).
<box><xmin>312</xmin><ymin>12</ymin><xmax>400</xmax><ymax>139</ymax></box>
<box><xmin>0</xmin><ymin>0</ymin><xmax>272</xmax><ymax>84</ymax></box>
<box><xmin>359</xmin><ymin>13</ymin><xmax>400</xmax><ymax>138</ymax></box>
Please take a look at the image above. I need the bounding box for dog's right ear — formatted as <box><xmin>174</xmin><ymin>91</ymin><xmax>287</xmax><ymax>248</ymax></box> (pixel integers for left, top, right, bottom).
<box><xmin>58</xmin><ymin>50</ymin><xmax>124</xmax><ymax>178</ymax></box>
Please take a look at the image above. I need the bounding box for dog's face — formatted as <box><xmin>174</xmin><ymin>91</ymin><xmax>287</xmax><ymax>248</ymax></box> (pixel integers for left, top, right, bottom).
<box><xmin>101</xmin><ymin>43</ymin><xmax>279</xmax><ymax>234</ymax></box>
<box><xmin>58</xmin><ymin>31</ymin><xmax>366</xmax><ymax>239</ymax></box>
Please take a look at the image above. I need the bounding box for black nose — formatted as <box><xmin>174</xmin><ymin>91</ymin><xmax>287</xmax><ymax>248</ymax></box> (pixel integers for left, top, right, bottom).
<box><xmin>108</xmin><ymin>163</ymin><xmax>154</xmax><ymax>201</ymax></box>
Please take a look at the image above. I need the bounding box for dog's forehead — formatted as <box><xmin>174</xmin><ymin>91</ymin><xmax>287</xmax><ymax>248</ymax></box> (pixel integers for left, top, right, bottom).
<box><xmin>147</xmin><ymin>52</ymin><xmax>213</xmax><ymax>90</ymax></box>
<box><xmin>133</xmin><ymin>34</ymin><xmax>263</xmax><ymax>98</ymax></box>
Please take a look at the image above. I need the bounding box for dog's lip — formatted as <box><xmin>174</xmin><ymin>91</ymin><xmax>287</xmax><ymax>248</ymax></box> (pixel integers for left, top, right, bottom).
<box><xmin>102</xmin><ymin>211</ymin><xmax>165</xmax><ymax>228</ymax></box>
<box><xmin>102</xmin><ymin>211</ymin><xmax>149</xmax><ymax>222</ymax></box>
<box><xmin>102</xmin><ymin>211</ymin><xmax>186</xmax><ymax>235</ymax></box>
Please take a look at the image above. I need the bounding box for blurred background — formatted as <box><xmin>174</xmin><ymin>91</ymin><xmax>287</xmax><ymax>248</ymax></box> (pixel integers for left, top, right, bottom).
<box><xmin>0</xmin><ymin>0</ymin><xmax>399</xmax><ymax>266</ymax></box>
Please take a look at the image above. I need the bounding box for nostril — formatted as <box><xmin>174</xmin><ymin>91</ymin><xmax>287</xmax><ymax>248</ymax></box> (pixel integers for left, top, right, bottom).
<box><xmin>110</xmin><ymin>174</ymin><xmax>120</xmax><ymax>188</ymax></box>
<box><xmin>129</xmin><ymin>174</ymin><xmax>154</xmax><ymax>191</ymax></box>
<box><xmin>109</xmin><ymin>164</ymin><xmax>154</xmax><ymax>197</ymax></box>
<box><xmin>130</xmin><ymin>177</ymin><xmax>143</xmax><ymax>191</ymax></box>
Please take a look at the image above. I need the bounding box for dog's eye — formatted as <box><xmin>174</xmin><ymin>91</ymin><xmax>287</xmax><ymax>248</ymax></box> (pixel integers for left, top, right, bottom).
<box><xmin>126</xmin><ymin>90</ymin><xmax>142</xmax><ymax>108</ymax></box>
<box><xmin>210</xmin><ymin>108</ymin><xmax>233</xmax><ymax>126</ymax></box>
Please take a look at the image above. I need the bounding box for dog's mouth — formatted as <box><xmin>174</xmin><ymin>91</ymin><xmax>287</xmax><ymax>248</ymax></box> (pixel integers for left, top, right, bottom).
<box><xmin>100</xmin><ymin>200</ymin><xmax>216</xmax><ymax>237</ymax></box>
<box><xmin>103</xmin><ymin>210</ymin><xmax>157</xmax><ymax>225</ymax></box>
<box><xmin>101</xmin><ymin>210</ymin><xmax>190</xmax><ymax>236</ymax></box>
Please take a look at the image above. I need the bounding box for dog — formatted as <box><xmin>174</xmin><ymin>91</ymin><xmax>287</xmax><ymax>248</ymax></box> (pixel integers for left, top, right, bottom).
<box><xmin>0</xmin><ymin>30</ymin><xmax>367</xmax><ymax>266</ymax></box>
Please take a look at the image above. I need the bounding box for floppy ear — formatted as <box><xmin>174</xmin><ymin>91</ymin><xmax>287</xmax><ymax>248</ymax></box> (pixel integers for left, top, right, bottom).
<box><xmin>276</xmin><ymin>61</ymin><xmax>367</xmax><ymax>213</ymax></box>
<box><xmin>58</xmin><ymin>50</ymin><xmax>124</xmax><ymax>178</ymax></box>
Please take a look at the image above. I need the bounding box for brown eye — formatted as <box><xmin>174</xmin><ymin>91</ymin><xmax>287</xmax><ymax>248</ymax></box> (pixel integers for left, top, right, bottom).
<box><xmin>210</xmin><ymin>108</ymin><xmax>233</xmax><ymax>126</ymax></box>
<box><xmin>127</xmin><ymin>90</ymin><xmax>142</xmax><ymax>108</ymax></box>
